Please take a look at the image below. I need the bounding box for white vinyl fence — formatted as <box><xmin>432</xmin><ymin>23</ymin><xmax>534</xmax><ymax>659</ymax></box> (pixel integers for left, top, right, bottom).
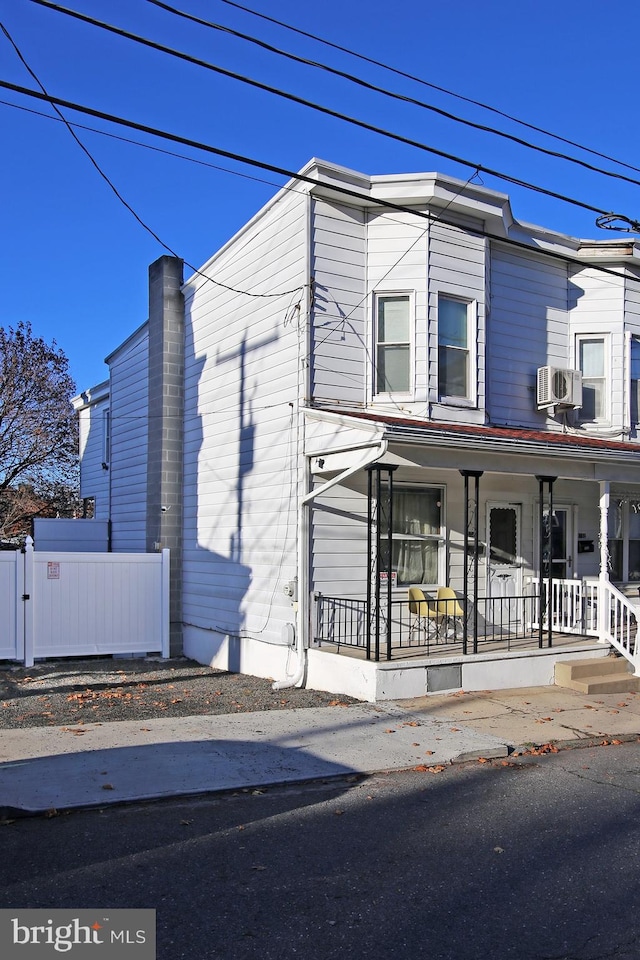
<box><xmin>0</xmin><ymin>538</ymin><xmax>169</xmax><ymax>666</ymax></box>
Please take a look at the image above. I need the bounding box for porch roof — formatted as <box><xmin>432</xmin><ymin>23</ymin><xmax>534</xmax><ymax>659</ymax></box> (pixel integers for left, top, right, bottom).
<box><xmin>306</xmin><ymin>406</ymin><xmax>640</xmax><ymax>480</ymax></box>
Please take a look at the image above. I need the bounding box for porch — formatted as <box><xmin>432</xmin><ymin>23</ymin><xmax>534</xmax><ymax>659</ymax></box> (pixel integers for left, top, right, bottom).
<box><xmin>314</xmin><ymin>578</ymin><xmax>602</xmax><ymax>661</ymax></box>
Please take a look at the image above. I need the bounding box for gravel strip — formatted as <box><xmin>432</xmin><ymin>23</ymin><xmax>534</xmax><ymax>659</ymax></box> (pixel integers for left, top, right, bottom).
<box><xmin>0</xmin><ymin>657</ymin><xmax>358</xmax><ymax>728</ymax></box>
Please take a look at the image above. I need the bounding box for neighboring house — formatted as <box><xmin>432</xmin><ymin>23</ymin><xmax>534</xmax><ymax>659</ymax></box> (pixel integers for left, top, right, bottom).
<box><xmin>78</xmin><ymin>158</ymin><xmax>640</xmax><ymax>701</ymax></box>
<box><xmin>72</xmin><ymin>379</ymin><xmax>110</xmax><ymax>521</ymax></box>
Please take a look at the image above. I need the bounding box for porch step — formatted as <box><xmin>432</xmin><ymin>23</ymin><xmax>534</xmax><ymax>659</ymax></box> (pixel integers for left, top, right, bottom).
<box><xmin>554</xmin><ymin>657</ymin><xmax>640</xmax><ymax>694</ymax></box>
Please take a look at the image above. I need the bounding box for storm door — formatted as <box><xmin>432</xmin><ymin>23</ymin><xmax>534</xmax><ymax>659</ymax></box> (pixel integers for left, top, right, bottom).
<box><xmin>487</xmin><ymin>503</ymin><xmax>522</xmax><ymax>625</ymax></box>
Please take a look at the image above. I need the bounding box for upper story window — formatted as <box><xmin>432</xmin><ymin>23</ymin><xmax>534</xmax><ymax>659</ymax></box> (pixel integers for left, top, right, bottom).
<box><xmin>374</xmin><ymin>294</ymin><xmax>412</xmax><ymax>395</ymax></box>
<box><xmin>631</xmin><ymin>337</ymin><xmax>640</xmax><ymax>426</ymax></box>
<box><xmin>577</xmin><ymin>336</ymin><xmax>608</xmax><ymax>422</ymax></box>
<box><xmin>438</xmin><ymin>296</ymin><xmax>473</xmax><ymax>402</ymax></box>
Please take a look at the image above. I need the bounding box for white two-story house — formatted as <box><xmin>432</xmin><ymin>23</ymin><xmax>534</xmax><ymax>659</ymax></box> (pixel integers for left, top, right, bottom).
<box><xmin>75</xmin><ymin>158</ymin><xmax>640</xmax><ymax>700</ymax></box>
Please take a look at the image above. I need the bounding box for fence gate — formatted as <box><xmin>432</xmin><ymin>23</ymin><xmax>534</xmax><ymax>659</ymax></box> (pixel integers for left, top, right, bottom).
<box><xmin>0</xmin><ymin>539</ymin><xmax>170</xmax><ymax>666</ymax></box>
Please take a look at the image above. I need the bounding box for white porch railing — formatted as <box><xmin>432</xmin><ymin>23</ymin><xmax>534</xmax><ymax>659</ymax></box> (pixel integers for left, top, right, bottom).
<box><xmin>530</xmin><ymin>577</ymin><xmax>639</xmax><ymax>674</ymax></box>
<box><xmin>528</xmin><ymin>577</ymin><xmax>599</xmax><ymax>636</ymax></box>
<box><xmin>598</xmin><ymin>580</ymin><xmax>640</xmax><ymax>673</ymax></box>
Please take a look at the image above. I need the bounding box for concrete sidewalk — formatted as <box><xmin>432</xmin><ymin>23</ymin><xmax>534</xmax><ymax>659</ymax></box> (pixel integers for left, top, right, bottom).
<box><xmin>1</xmin><ymin>686</ymin><xmax>639</xmax><ymax>814</ymax></box>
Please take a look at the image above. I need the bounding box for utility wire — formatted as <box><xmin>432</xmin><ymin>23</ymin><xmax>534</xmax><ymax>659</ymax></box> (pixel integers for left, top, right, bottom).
<box><xmin>0</xmin><ymin>19</ymin><xmax>305</xmax><ymax>301</ymax></box>
<box><xmin>23</xmin><ymin>0</ymin><xmax>630</xmax><ymax>220</ymax></box>
<box><xmin>2</xmin><ymin>77</ymin><xmax>638</xmax><ymax>283</ymax></box>
<box><xmin>144</xmin><ymin>0</ymin><xmax>640</xmax><ymax>192</ymax></box>
<box><xmin>0</xmin><ymin>95</ymin><xmax>306</xmax><ymax>194</ymax></box>
<box><xmin>218</xmin><ymin>0</ymin><xmax>640</xmax><ymax>178</ymax></box>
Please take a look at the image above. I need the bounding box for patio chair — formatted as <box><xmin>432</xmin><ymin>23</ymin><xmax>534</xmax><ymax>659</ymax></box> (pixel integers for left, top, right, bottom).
<box><xmin>436</xmin><ymin>586</ymin><xmax>465</xmax><ymax>638</ymax></box>
<box><xmin>408</xmin><ymin>587</ymin><xmax>442</xmax><ymax>642</ymax></box>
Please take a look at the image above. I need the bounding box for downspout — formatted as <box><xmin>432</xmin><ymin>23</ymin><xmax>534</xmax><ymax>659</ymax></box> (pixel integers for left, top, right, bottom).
<box><xmin>273</xmin><ymin>188</ymin><xmax>314</xmax><ymax>692</ymax></box>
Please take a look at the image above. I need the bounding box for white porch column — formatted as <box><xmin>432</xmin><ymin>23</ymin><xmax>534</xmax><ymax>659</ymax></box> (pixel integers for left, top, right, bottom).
<box><xmin>598</xmin><ymin>481</ymin><xmax>610</xmax><ymax>643</ymax></box>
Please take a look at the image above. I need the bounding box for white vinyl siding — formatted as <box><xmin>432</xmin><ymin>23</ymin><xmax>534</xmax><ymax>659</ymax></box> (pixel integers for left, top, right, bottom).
<box><xmin>76</xmin><ymin>390</ymin><xmax>110</xmax><ymax>521</ymax></box>
<box><xmin>108</xmin><ymin>327</ymin><xmax>149</xmax><ymax>551</ymax></box>
<box><xmin>311</xmin><ymin>199</ymin><xmax>366</xmax><ymax>404</ymax></box>
<box><xmin>429</xmin><ymin>221</ymin><xmax>485</xmax><ymax>421</ymax></box>
<box><xmin>367</xmin><ymin>211</ymin><xmax>427</xmax><ymax>408</ymax></box>
<box><xmin>182</xmin><ymin>187</ymin><xmax>307</xmax><ymax>651</ymax></box>
<box><xmin>631</xmin><ymin>336</ymin><xmax>640</xmax><ymax>426</ymax></box>
<box><xmin>489</xmin><ymin>246</ymin><xmax>568</xmax><ymax>428</ymax></box>
<box><xmin>569</xmin><ymin>267</ymin><xmax>624</xmax><ymax>431</ymax></box>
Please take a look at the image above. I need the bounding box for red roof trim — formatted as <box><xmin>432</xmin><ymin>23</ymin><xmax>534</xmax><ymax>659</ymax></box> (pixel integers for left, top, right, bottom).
<box><xmin>318</xmin><ymin>407</ymin><xmax>640</xmax><ymax>454</ymax></box>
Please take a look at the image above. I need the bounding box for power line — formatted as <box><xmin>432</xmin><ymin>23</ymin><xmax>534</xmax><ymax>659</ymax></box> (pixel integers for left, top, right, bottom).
<box><xmin>0</xmin><ymin>21</ymin><xmax>305</xmax><ymax>301</ymax></box>
<box><xmin>2</xmin><ymin>77</ymin><xmax>637</xmax><ymax>284</ymax></box>
<box><xmin>144</xmin><ymin>0</ymin><xmax>640</xmax><ymax>192</ymax></box>
<box><xmin>218</xmin><ymin>0</ymin><xmax>640</xmax><ymax>179</ymax></box>
<box><xmin>23</xmin><ymin>0</ymin><xmax>629</xmax><ymax>220</ymax></box>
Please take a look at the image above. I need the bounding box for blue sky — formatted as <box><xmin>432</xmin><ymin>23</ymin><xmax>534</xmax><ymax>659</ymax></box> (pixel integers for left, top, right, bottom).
<box><xmin>2</xmin><ymin>0</ymin><xmax>640</xmax><ymax>392</ymax></box>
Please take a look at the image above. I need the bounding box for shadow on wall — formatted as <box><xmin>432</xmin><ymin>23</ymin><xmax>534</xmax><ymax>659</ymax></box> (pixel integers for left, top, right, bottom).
<box><xmin>184</xmin><ymin>313</ymin><xmax>282</xmax><ymax>673</ymax></box>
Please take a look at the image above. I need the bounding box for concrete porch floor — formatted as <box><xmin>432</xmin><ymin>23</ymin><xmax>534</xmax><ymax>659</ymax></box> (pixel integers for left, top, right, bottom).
<box><xmin>317</xmin><ymin>628</ymin><xmax>599</xmax><ymax>661</ymax></box>
<box><xmin>306</xmin><ymin>634</ymin><xmax>611</xmax><ymax>703</ymax></box>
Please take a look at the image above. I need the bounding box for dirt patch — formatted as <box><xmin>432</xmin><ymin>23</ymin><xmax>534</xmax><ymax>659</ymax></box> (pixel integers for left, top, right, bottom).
<box><xmin>0</xmin><ymin>657</ymin><xmax>358</xmax><ymax>728</ymax></box>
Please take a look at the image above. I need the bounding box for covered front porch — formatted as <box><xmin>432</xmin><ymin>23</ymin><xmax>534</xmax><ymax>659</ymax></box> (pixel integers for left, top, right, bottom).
<box><xmin>303</xmin><ymin>409</ymin><xmax>640</xmax><ymax>698</ymax></box>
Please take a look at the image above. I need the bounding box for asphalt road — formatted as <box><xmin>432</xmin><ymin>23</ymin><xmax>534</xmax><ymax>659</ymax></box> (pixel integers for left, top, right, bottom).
<box><xmin>2</xmin><ymin>741</ymin><xmax>640</xmax><ymax>960</ymax></box>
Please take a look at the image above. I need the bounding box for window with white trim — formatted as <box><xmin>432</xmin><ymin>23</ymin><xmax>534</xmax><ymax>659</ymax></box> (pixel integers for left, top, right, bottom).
<box><xmin>374</xmin><ymin>294</ymin><xmax>412</xmax><ymax>395</ymax></box>
<box><xmin>577</xmin><ymin>335</ymin><xmax>608</xmax><ymax>422</ymax></box>
<box><xmin>608</xmin><ymin>497</ymin><xmax>640</xmax><ymax>582</ymax></box>
<box><xmin>631</xmin><ymin>336</ymin><xmax>640</xmax><ymax>426</ymax></box>
<box><xmin>381</xmin><ymin>486</ymin><xmax>445</xmax><ymax>586</ymax></box>
<box><xmin>438</xmin><ymin>296</ymin><xmax>472</xmax><ymax>401</ymax></box>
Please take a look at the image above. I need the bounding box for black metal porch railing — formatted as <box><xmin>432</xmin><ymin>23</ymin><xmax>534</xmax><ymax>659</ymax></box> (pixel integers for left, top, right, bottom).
<box><xmin>314</xmin><ymin>587</ymin><xmax>589</xmax><ymax>661</ymax></box>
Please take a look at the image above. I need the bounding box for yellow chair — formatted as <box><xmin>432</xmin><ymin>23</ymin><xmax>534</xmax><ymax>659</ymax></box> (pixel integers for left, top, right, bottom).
<box><xmin>408</xmin><ymin>587</ymin><xmax>442</xmax><ymax>642</ymax></box>
<box><xmin>436</xmin><ymin>587</ymin><xmax>465</xmax><ymax>638</ymax></box>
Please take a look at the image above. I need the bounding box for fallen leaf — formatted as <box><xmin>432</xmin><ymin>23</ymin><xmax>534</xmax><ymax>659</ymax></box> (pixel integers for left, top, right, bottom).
<box><xmin>494</xmin><ymin>846</ymin><xmax>505</xmax><ymax>854</ymax></box>
<box><xmin>450</xmin><ymin>728</ymin><xmax>461</xmax><ymax>732</ymax></box>
<box><xmin>477</xmin><ymin>757</ymin><xmax>489</xmax><ymax>764</ymax></box>
<box><xmin>612</xmin><ymin>739</ymin><xmax>623</xmax><ymax>745</ymax></box>
<box><xmin>180</xmin><ymin>819</ymin><xmax>193</xmax><ymax>826</ymax></box>
<box><xmin>425</xmin><ymin>750</ymin><xmax>435</xmax><ymax>755</ymax></box>
<box><xmin>102</xmin><ymin>784</ymin><xmax>115</xmax><ymax>791</ymax></box>
<box><xmin>384</xmin><ymin>729</ymin><xmax>396</xmax><ymax>734</ymax></box>
<box><xmin>333</xmin><ymin>810</ymin><xmax>345</xmax><ymax>816</ymax></box>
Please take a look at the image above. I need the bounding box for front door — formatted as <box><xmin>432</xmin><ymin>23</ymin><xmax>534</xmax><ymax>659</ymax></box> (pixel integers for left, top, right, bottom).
<box><xmin>542</xmin><ymin>506</ymin><xmax>574</xmax><ymax>579</ymax></box>
<box><xmin>487</xmin><ymin>503</ymin><xmax>522</xmax><ymax>623</ymax></box>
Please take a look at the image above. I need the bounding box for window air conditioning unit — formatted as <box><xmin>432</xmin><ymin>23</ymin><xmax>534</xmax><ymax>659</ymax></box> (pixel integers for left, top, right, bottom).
<box><xmin>536</xmin><ymin>366</ymin><xmax>582</xmax><ymax>409</ymax></box>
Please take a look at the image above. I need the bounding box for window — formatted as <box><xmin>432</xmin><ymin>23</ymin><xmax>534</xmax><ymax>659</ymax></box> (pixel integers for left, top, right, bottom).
<box><xmin>578</xmin><ymin>336</ymin><xmax>607</xmax><ymax>421</ymax></box>
<box><xmin>608</xmin><ymin>498</ymin><xmax>640</xmax><ymax>582</ymax></box>
<box><xmin>374</xmin><ymin>295</ymin><xmax>411</xmax><ymax>394</ymax></box>
<box><xmin>438</xmin><ymin>296</ymin><xmax>471</xmax><ymax>400</ymax></box>
<box><xmin>382</xmin><ymin>486</ymin><xmax>444</xmax><ymax>586</ymax></box>
<box><xmin>631</xmin><ymin>337</ymin><xmax>640</xmax><ymax>426</ymax></box>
